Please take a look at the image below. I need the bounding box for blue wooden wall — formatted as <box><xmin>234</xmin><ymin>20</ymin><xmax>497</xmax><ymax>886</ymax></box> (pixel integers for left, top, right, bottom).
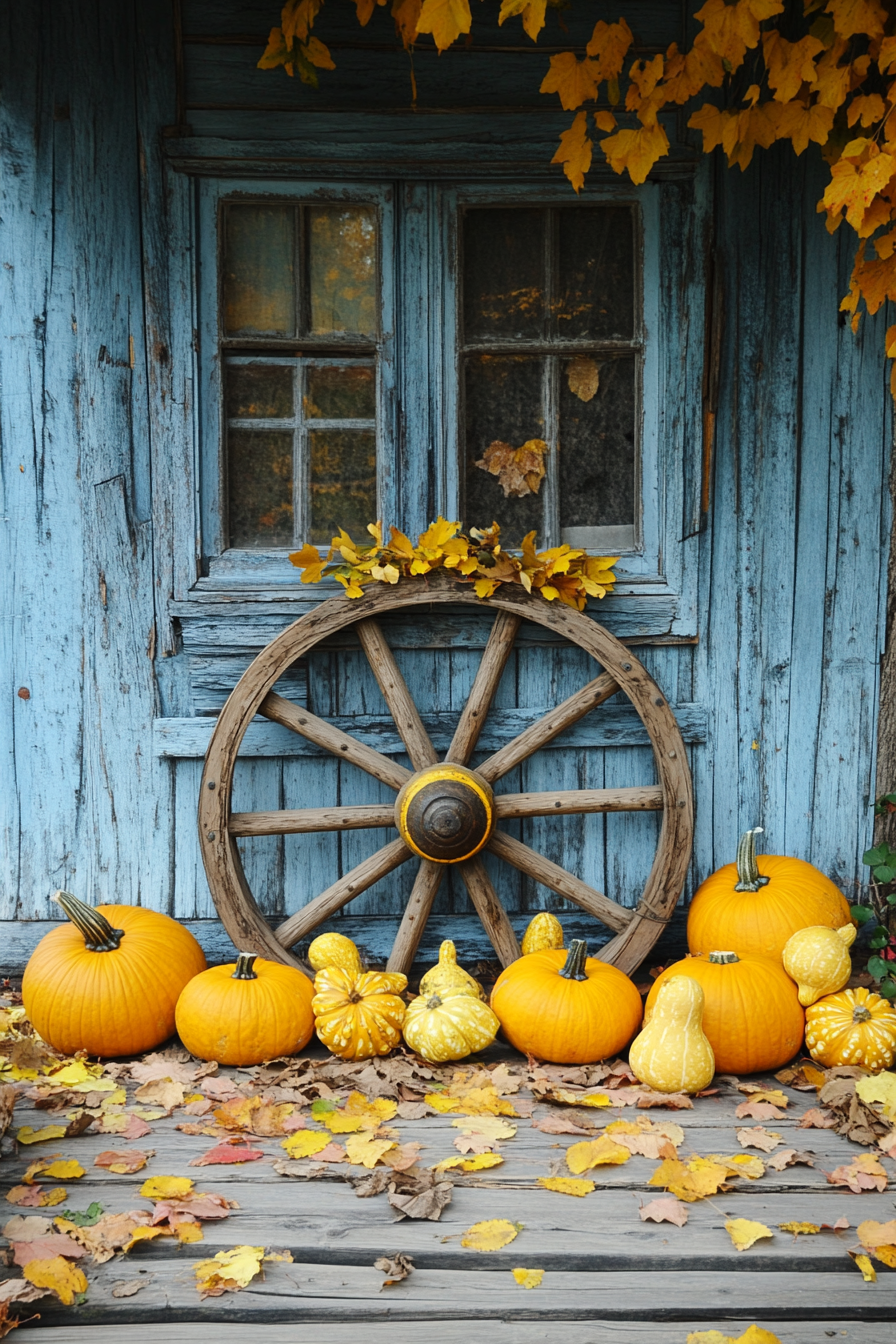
<box><xmin>0</xmin><ymin>0</ymin><xmax>891</xmax><ymax>968</ymax></box>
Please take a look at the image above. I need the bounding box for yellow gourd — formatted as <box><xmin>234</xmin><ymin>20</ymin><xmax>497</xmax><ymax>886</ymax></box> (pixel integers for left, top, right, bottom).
<box><xmin>403</xmin><ymin>987</ymin><xmax>500</xmax><ymax>1063</ymax></box>
<box><xmin>312</xmin><ymin>967</ymin><xmax>407</xmax><ymax>1059</ymax></box>
<box><xmin>307</xmin><ymin>931</ymin><xmax>362</xmax><ymax>977</ymax></box>
<box><xmin>418</xmin><ymin>940</ymin><xmax>486</xmax><ymax>1002</ymax></box>
<box><xmin>805</xmin><ymin>987</ymin><xmax>896</xmax><ymax>1071</ymax></box>
<box><xmin>782</xmin><ymin>922</ymin><xmax>856</xmax><ymax>1006</ymax></box>
<box><xmin>521</xmin><ymin>911</ymin><xmax>564</xmax><ymax>955</ymax></box>
<box><xmin>629</xmin><ymin>975</ymin><xmax>715</xmax><ymax>1094</ymax></box>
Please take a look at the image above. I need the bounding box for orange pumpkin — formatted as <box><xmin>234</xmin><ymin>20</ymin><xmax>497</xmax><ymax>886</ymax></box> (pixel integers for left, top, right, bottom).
<box><xmin>22</xmin><ymin>890</ymin><xmax>207</xmax><ymax>1058</ymax></box>
<box><xmin>175</xmin><ymin>952</ymin><xmax>315</xmax><ymax>1065</ymax></box>
<box><xmin>805</xmin><ymin>987</ymin><xmax>896</xmax><ymax>1072</ymax></box>
<box><xmin>490</xmin><ymin>939</ymin><xmax>643</xmax><ymax>1064</ymax></box>
<box><xmin>687</xmin><ymin>828</ymin><xmax>852</xmax><ymax>962</ymax></box>
<box><xmin>645</xmin><ymin>950</ymin><xmax>804</xmax><ymax>1074</ymax></box>
<box><xmin>312</xmin><ymin>967</ymin><xmax>407</xmax><ymax>1059</ymax></box>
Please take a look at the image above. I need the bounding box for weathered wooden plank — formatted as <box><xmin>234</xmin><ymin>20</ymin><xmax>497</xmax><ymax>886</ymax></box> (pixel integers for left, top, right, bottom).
<box><xmin>153</xmin><ymin>703</ymin><xmax>708</xmax><ymax>758</ymax></box>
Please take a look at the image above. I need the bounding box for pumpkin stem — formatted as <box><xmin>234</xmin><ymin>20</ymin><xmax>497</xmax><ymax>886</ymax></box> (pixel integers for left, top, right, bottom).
<box><xmin>231</xmin><ymin>952</ymin><xmax>259</xmax><ymax>981</ymax></box>
<box><xmin>51</xmin><ymin>890</ymin><xmax>124</xmax><ymax>952</ymax></box>
<box><xmin>558</xmin><ymin>939</ymin><xmax>589</xmax><ymax>981</ymax></box>
<box><xmin>708</xmin><ymin>950</ymin><xmax>740</xmax><ymax>964</ymax></box>
<box><xmin>734</xmin><ymin>828</ymin><xmax>771</xmax><ymax>892</ymax></box>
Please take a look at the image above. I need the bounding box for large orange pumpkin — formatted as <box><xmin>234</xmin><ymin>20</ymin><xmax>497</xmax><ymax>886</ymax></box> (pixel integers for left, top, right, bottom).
<box><xmin>22</xmin><ymin>891</ymin><xmax>207</xmax><ymax>1058</ymax></box>
<box><xmin>175</xmin><ymin>952</ymin><xmax>315</xmax><ymax>1065</ymax></box>
<box><xmin>490</xmin><ymin>939</ymin><xmax>643</xmax><ymax>1064</ymax></box>
<box><xmin>645</xmin><ymin>950</ymin><xmax>804</xmax><ymax>1074</ymax></box>
<box><xmin>686</xmin><ymin>828</ymin><xmax>851</xmax><ymax>962</ymax></box>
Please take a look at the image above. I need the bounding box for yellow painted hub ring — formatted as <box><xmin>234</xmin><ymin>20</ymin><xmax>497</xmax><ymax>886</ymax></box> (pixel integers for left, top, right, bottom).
<box><xmin>394</xmin><ymin>764</ymin><xmax>495</xmax><ymax>864</ymax></box>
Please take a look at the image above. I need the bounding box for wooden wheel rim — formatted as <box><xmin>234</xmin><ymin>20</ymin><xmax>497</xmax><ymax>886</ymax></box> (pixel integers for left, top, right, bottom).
<box><xmin>198</xmin><ymin>573</ymin><xmax>693</xmax><ymax>977</ymax></box>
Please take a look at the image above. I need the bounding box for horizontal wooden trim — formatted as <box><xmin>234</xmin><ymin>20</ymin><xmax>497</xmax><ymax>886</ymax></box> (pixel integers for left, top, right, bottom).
<box><xmin>153</xmin><ymin>703</ymin><xmax>707</xmax><ymax>758</ymax></box>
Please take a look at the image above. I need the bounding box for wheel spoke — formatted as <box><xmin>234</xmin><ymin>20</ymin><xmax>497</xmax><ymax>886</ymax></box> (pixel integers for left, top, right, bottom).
<box><xmin>229</xmin><ymin>803</ymin><xmax>396</xmax><ymax>838</ymax></box>
<box><xmin>357</xmin><ymin>619</ymin><xmax>438</xmax><ymax>772</ymax></box>
<box><xmin>446</xmin><ymin>611</ymin><xmax>521</xmax><ymax>765</ymax></box>
<box><xmin>487</xmin><ymin>829</ymin><xmax>633</xmax><ymax>934</ymax></box>
<box><xmin>259</xmin><ymin>691</ymin><xmax>412</xmax><ymax>791</ymax></box>
<box><xmin>275</xmin><ymin>837</ymin><xmax>414</xmax><ymax>949</ymax></box>
<box><xmin>477</xmin><ymin>672</ymin><xmax>619</xmax><ymax>783</ymax></box>
<box><xmin>386</xmin><ymin>859</ymin><xmax>444</xmax><ymax>974</ymax></box>
<box><xmin>458</xmin><ymin>856</ymin><xmax>521</xmax><ymax>967</ymax></box>
<box><xmin>494</xmin><ymin>786</ymin><xmax>663</xmax><ymax>820</ymax></box>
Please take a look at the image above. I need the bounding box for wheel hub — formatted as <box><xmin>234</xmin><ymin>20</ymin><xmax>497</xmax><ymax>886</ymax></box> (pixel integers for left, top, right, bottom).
<box><xmin>395</xmin><ymin>764</ymin><xmax>495</xmax><ymax>863</ymax></box>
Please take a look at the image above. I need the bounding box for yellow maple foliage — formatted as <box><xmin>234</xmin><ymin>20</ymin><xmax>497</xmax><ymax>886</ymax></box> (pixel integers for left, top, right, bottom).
<box><xmin>193</xmin><ymin>1245</ymin><xmax>267</xmax><ymax>1298</ymax></box>
<box><xmin>648</xmin><ymin>1155</ymin><xmax>729</xmax><ymax>1202</ymax></box>
<box><xmin>344</xmin><ymin>1132</ymin><xmax>397</xmax><ymax>1167</ymax></box>
<box><xmin>139</xmin><ymin>1176</ymin><xmax>194</xmax><ymax>1200</ymax></box>
<box><xmin>779</xmin><ymin>1221</ymin><xmax>820</xmax><ymax>1237</ymax></box>
<box><xmin>726</xmin><ymin>1217</ymin><xmax>774</xmax><ymax>1251</ymax></box>
<box><xmin>434</xmin><ymin>1152</ymin><xmax>504</xmax><ymax>1172</ymax></box>
<box><xmin>281</xmin><ymin>1130</ymin><xmax>335</xmax><ymax>1159</ymax></box>
<box><xmin>565</xmin><ymin>1135</ymin><xmax>631</xmax><ymax>1174</ymax></box>
<box><xmin>22</xmin><ymin>1255</ymin><xmax>88</xmax><ymax>1306</ymax></box>
<box><xmin>851</xmin><ymin>1251</ymin><xmax>878</xmax><ymax>1281</ymax></box>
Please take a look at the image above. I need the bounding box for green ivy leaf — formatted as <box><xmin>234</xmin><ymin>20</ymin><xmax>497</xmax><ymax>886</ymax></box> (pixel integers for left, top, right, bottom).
<box><xmin>875</xmin><ymin>864</ymin><xmax>896</xmax><ymax>884</ymax></box>
<box><xmin>868</xmin><ymin>955</ymin><xmax>889</xmax><ymax>980</ymax></box>
<box><xmin>864</xmin><ymin>845</ymin><xmax>887</xmax><ymax>866</ymax></box>
<box><xmin>879</xmin><ymin>978</ymin><xmax>896</xmax><ymax>999</ymax></box>
<box><xmin>869</xmin><ymin>929</ymin><xmax>891</xmax><ymax>948</ymax></box>
<box><xmin>851</xmin><ymin>904</ymin><xmax>876</xmax><ymax>924</ymax></box>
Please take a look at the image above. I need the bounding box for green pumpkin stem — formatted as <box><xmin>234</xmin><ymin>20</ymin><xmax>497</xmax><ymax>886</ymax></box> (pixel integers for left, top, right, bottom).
<box><xmin>734</xmin><ymin>828</ymin><xmax>771</xmax><ymax>892</ymax></box>
<box><xmin>708</xmin><ymin>950</ymin><xmax>740</xmax><ymax>964</ymax></box>
<box><xmin>52</xmin><ymin>890</ymin><xmax>125</xmax><ymax>952</ymax></box>
<box><xmin>559</xmin><ymin>939</ymin><xmax>589</xmax><ymax>981</ymax></box>
<box><xmin>232</xmin><ymin>952</ymin><xmax>259</xmax><ymax>981</ymax></box>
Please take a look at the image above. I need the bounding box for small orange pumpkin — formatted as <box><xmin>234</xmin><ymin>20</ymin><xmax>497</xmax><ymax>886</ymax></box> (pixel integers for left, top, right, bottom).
<box><xmin>489</xmin><ymin>939</ymin><xmax>643</xmax><ymax>1064</ymax></box>
<box><xmin>312</xmin><ymin>967</ymin><xmax>407</xmax><ymax>1059</ymax></box>
<box><xmin>805</xmin><ymin>987</ymin><xmax>896</xmax><ymax>1072</ymax></box>
<box><xmin>175</xmin><ymin>952</ymin><xmax>315</xmax><ymax>1065</ymax></box>
<box><xmin>22</xmin><ymin>890</ymin><xmax>207</xmax><ymax>1058</ymax></box>
<box><xmin>686</xmin><ymin>828</ymin><xmax>852</xmax><ymax>962</ymax></box>
<box><xmin>645</xmin><ymin>950</ymin><xmax>804</xmax><ymax>1075</ymax></box>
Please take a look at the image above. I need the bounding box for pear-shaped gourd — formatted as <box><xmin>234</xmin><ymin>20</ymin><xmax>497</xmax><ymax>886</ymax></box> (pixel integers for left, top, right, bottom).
<box><xmin>419</xmin><ymin>940</ymin><xmax>486</xmax><ymax>1002</ymax></box>
<box><xmin>521</xmin><ymin>911</ymin><xmax>564</xmax><ymax>956</ymax></box>
<box><xmin>403</xmin><ymin>986</ymin><xmax>500</xmax><ymax>1063</ymax></box>
<box><xmin>629</xmin><ymin>975</ymin><xmax>715</xmax><ymax>1094</ymax></box>
<box><xmin>782</xmin><ymin>922</ymin><xmax>857</xmax><ymax>1007</ymax></box>
<box><xmin>308</xmin><ymin>931</ymin><xmax>362</xmax><ymax>978</ymax></box>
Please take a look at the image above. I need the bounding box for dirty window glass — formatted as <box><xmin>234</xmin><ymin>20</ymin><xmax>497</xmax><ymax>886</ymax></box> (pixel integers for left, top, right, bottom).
<box><xmin>221</xmin><ymin>202</ymin><xmax>379</xmax><ymax>548</ymax></box>
<box><xmin>461</xmin><ymin>205</ymin><xmax>639</xmax><ymax>551</ymax></box>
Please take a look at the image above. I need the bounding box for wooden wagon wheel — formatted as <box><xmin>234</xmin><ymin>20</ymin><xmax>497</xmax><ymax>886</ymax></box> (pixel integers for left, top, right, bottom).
<box><xmin>198</xmin><ymin>573</ymin><xmax>693</xmax><ymax>979</ymax></box>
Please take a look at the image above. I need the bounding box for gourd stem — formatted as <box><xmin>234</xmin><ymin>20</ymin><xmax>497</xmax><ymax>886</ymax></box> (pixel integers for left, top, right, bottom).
<box><xmin>232</xmin><ymin>952</ymin><xmax>259</xmax><ymax>981</ymax></box>
<box><xmin>559</xmin><ymin>939</ymin><xmax>589</xmax><ymax>981</ymax></box>
<box><xmin>734</xmin><ymin>828</ymin><xmax>771</xmax><ymax>893</ymax></box>
<box><xmin>51</xmin><ymin>890</ymin><xmax>124</xmax><ymax>952</ymax></box>
<box><xmin>853</xmin><ymin>1005</ymin><xmax>872</xmax><ymax>1023</ymax></box>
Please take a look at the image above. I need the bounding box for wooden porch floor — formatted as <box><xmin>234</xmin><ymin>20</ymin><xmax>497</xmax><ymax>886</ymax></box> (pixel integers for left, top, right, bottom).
<box><xmin>3</xmin><ymin>1044</ymin><xmax>896</xmax><ymax>1343</ymax></box>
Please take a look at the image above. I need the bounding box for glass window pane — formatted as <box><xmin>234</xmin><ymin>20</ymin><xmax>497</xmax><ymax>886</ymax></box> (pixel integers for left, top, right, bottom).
<box><xmin>464</xmin><ymin>355</ymin><xmax>545</xmax><ymax>544</ymax></box>
<box><xmin>309</xmin><ymin>429</ymin><xmax>377</xmax><ymax>544</ymax></box>
<box><xmin>463</xmin><ymin>208</ymin><xmax>545</xmax><ymax>342</ymax></box>
<box><xmin>558</xmin><ymin>355</ymin><xmax>635</xmax><ymax>534</ymax></box>
<box><xmin>305</xmin><ymin>365</ymin><xmax>376</xmax><ymax>419</ymax></box>
<box><xmin>228</xmin><ymin>430</ymin><xmax>294</xmax><ymax>548</ymax></box>
<box><xmin>308</xmin><ymin>208</ymin><xmax>378</xmax><ymax>336</ymax></box>
<box><xmin>223</xmin><ymin>205</ymin><xmax>295</xmax><ymax>337</ymax></box>
<box><xmin>226</xmin><ymin>364</ymin><xmax>294</xmax><ymax>419</ymax></box>
<box><xmin>556</xmin><ymin>208</ymin><xmax>634</xmax><ymax>340</ymax></box>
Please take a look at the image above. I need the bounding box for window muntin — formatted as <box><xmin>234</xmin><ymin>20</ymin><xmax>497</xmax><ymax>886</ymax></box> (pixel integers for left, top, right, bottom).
<box><xmin>220</xmin><ymin>202</ymin><xmax>380</xmax><ymax>549</ymax></box>
<box><xmin>460</xmin><ymin>204</ymin><xmax>640</xmax><ymax>551</ymax></box>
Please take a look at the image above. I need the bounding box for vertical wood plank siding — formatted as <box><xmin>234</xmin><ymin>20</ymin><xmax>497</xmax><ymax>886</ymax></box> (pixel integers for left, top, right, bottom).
<box><xmin>0</xmin><ymin>0</ymin><xmax>891</xmax><ymax>952</ymax></box>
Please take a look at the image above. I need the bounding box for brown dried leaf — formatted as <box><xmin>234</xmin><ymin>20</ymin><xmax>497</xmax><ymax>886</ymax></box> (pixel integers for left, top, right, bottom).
<box><xmin>826</xmin><ymin>1153</ymin><xmax>888</xmax><ymax>1193</ymax></box>
<box><xmin>132</xmin><ymin>1080</ymin><xmax>184</xmax><ymax>1114</ymax></box>
<box><xmin>374</xmin><ymin>1252</ymin><xmax>413</xmax><ymax>1287</ymax></box>
<box><xmin>388</xmin><ymin>1171</ymin><xmax>453</xmax><ymax>1221</ymax></box>
<box><xmin>765</xmin><ymin>1148</ymin><xmax>816</xmax><ymax>1171</ymax></box>
<box><xmin>735</xmin><ymin>1100</ymin><xmax>787</xmax><ymax>1120</ymax></box>
<box><xmin>475</xmin><ymin>439</ymin><xmax>548</xmax><ymax>498</ymax></box>
<box><xmin>94</xmin><ymin>1149</ymin><xmax>153</xmax><ymax>1175</ymax></box>
<box><xmin>798</xmin><ymin>1107</ymin><xmax>837</xmax><ymax>1130</ymax></box>
<box><xmin>128</xmin><ymin>1056</ymin><xmax>197</xmax><ymax>1085</ymax></box>
<box><xmin>530</xmin><ymin>1112</ymin><xmax>595</xmax><ymax>1136</ymax></box>
<box><xmin>638</xmin><ymin>1197</ymin><xmax>688</xmax><ymax>1226</ymax></box>
<box><xmin>566</xmin><ymin>356</ymin><xmax>600</xmax><ymax>402</ymax></box>
<box><xmin>111</xmin><ymin>1279</ymin><xmax>150</xmax><ymax>1299</ymax></box>
<box><xmin>736</xmin><ymin>1126</ymin><xmax>782</xmax><ymax>1153</ymax></box>
<box><xmin>11</xmin><ymin>1236</ymin><xmax>87</xmax><ymax>1267</ymax></box>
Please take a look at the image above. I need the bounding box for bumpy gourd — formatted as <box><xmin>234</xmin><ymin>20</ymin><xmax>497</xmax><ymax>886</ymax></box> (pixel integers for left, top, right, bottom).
<box><xmin>686</xmin><ymin>828</ymin><xmax>852</xmax><ymax>961</ymax></box>
<box><xmin>521</xmin><ymin>911</ymin><xmax>564</xmax><ymax>956</ymax></box>
<box><xmin>312</xmin><ymin>966</ymin><xmax>407</xmax><ymax>1059</ymax></box>
<box><xmin>629</xmin><ymin>976</ymin><xmax>715</xmax><ymax>1094</ymax></box>
<box><xmin>175</xmin><ymin>952</ymin><xmax>314</xmax><ymax>1065</ymax></box>
<box><xmin>403</xmin><ymin>987</ymin><xmax>500</xmax><ymax>1063</ymax></box>
<box><xmin>22</xmin><ymin>890</ymin><xmax>207</xmax><ymax>1058</ymax></box>
<box><xmin>644</xmin><ymin>949</ymin><xmax>804</xmax><ymax>1074</ymax></box>
<box><xmin>307</xmin><ymin>931</ymin><xmax>362</xmax><ymax>978</ymax></box>
<box><xmin>490</xmin><ymin>939</ymin><xmax>643</xmax><ymax>1064</ymax></box>
<box><xmin>782</xmin><ymin>923</ymin><xmax>857</xmax><ymax>1006</ymax></box>
<box><xmin>418</xmin><ymin>940</ymin><xmax>486</xmax><ymax>1002</ymax></box>
<box><xmin>805</xmin><ymin>986</ymin><xmax>896</xmax><ymax>1071</ymax></box>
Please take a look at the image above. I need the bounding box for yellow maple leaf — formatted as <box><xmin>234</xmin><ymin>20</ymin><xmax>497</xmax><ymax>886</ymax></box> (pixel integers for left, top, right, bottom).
<box><xmin>345</xmin><ymin>1092</ymin><xmax>398</xmax><ymax>1127</ymax></box>
<box><xmin>776</xmin><ymin>100</ymin><xmax>835</xmax><ymax>155</ymax></box>
<box><xmin>282</xmin><ymin>0</ymin><xmax>322</xmax><ymax>45</ymax></box>
<box><xmin>512</xmin><ymin>1267</ymin><xmax>544</xmax><ymax>1288</ymax></box>
<box><xmin>726</xmin><ymin>1217</ymin><xmax>774</xmax><ymax>1251</ymax></box>
<box><xmin>461</xmin><ymin>1218</ymin><xmax>523</xmax><ymax>1251</ymax></box>
<box><xmin>649</xmin><ymin>1156</ymin><xmax>729</xmax><ymax>1202</ymax></box>
<box><xmin>826</xmin><ymin>0</ymin><xmax>886</xmax><ymax>40</ymax></box>
<box><xmin>22</xmin><ymin>1255</ymin><xmax>88</xmax><ymax>1306</ymax></box>
<box><xmin>193</xmin><ymin>1245</ymin><xmax>266</xmax><ymax>1297</ymax></box>
<box><xmin>28</xmin><ymin>1159</ymin><xmax>84</xmax><ymax>1183</ymax></box>
<box><xmin>415</xmin><ymin>0</ymin><xmax>471</xmax><ymax>52</ymax></box>
<box><xmin>687</xmin><ymin>1329</ymin><xmax>783</xmax><ymax>1344</ymax></box>
<box><xmin>566</xmin><ymin>1136</ymin><xmax>630</xmax><ymax>1174</ymax></box>
<box><xmin>123</xmin><ymin>1225</ymin><xmax>169</xmax><ymax>1253</ymax></box>
<box><xmin>857</xmin><ymin>1218</ymin><xmax>896</xmax><ymax>1248</ymax></box>
<box><xmin>497</xmin><ymin>0</ymin><xmax>546</xmax><ymax>42</ymax></box>
<box><xmin>552</xmin><ymin>112</ymin><xmax>593</xmax><ymax>193</ymax></box>
<box><xmin>708</xmin><ymin>1153</ymin><xmax>765</xmax><ymax>1180</ymax></box>
<box><xmin>848</xmin><ymin>93</ymin><xmax>886</xmax><ymax>128</ymax></box>
<box><xmin>280</xmin><ymin>1130</ymin><xmax>333</xmax><ymax>1159</ymax></box>
<box><xmin>43</xmin><ymin>1061</ymin><xmax>111</xmax><ymax>1090</ymax></box>
<box><xmin>537</xmin><ymin>1176</ymin><xmax>595</xmax><ymax>1196</ymax></box>
<box><xmin>779</xmin><ymin>1221</ymin><xmax>820</xmax><ymax>1236</ymax></box>
<box><xmin>600</xmin><ymin>122</ymin><xmax>670</xmax><ymax>185</ymax></box>
<box><xmin>540</xmin><ymin>53</ymin><xmax>599</xmax><ymax>111</ymax></box>
<box><xmin>855</xmin><ymin>1071</ymin><xmax>896</xmax><ymax>1119</ymax></box>
<box><xmin>851</xmin><ymin>1251</ymin><xmax>878</xmax><ymax>1281</ymax></box>
<box><xmin>139</xmin><ymin>1175</ymin><xmax>194</xmax><ymax>1200</ymax></box>
<box><xmin>418</xmin><ymin>515</ymin><xmax>460</xmax><ymax>550</ymax></box>
<box><xmin>595</xmin><ymin>111</ymin><xmax>617</xmax><ymax>132</ymax></box>
<box><xmin>345</xmin><ymin>1133</ymin><xmax>397</xmax><ymax>1167</ymax></box>
<box><xmin>16</xmin><ymin>1125</ymin><xmax>67</xmax><ymax>1145</ymax></box>
<box><xmin>392</xmin><ymin>0</ymin><xmax>422</xmax><ymax>48</ymax></box>
<box><xmin>585</xmin><ymin>18</ymin><xmax>634</xmax><ymax>83</ymax></box>
<box><xmin>762</xmin><ymin>31</ymin><xmax>823</xmax><ymax>102</ymax></box>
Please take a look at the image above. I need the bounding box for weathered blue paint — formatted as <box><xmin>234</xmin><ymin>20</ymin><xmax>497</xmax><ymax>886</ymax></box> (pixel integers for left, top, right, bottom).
<box><xmin>0</xmin><ymin>0</ymin><xmax>891</xmax><ymax>967</ymax></box>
